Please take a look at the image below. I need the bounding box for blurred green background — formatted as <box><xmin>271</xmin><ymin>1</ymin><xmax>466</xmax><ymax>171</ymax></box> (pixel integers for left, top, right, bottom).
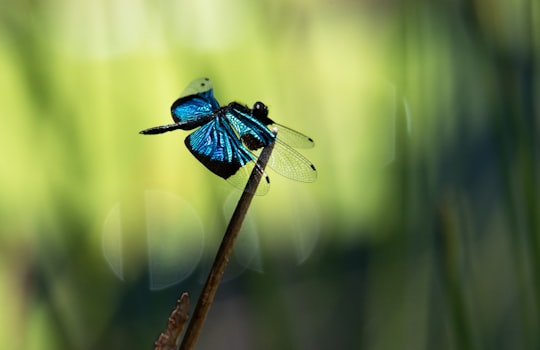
<box><xmin>1</xmin><ymin>0</ymin><xmax>539</xmax><ymax>349</ymax></box>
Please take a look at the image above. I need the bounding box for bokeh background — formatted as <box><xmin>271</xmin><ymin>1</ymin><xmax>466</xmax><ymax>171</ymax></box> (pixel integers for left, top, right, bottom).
<box><xmin>1</xmin><ymin>0</ymin><xmax>539</xmax><ymax>349</ymax></box>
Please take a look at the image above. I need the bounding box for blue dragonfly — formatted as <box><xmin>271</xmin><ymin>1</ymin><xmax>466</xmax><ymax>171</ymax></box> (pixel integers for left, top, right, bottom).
<box><xmin>140</xmin><ymin>78</ymin><xmax>317</xmax><ymax>194</ymax></box>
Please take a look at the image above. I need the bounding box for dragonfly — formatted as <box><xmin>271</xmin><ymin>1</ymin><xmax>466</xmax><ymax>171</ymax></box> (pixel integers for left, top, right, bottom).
<box><xmin>140</xmin><ymin>77</ymin><xmax>317</xmax><ymax>194</ymax></box>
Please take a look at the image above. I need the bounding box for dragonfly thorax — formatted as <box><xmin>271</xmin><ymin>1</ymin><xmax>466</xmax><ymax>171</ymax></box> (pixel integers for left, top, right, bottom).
<box><xmin>241</xmin><ymin>133</ymin><xmax>266</xmax><ymax>151</ymax></box>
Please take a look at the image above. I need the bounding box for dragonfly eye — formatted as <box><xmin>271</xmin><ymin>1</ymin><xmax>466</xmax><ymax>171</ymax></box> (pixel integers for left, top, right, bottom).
<box><xmin>252</xmin><ymin>101</ymin><xmax>272</xmax><ymax>125</ymax></box>
<box><xmin>253</xmin><ymin>101</ymin><xmax>267</xmax><ymax>113</ymax></box>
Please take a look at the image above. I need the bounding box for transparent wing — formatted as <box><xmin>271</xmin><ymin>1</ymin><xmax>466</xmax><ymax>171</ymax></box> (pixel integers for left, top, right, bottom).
<box><xmin>180</xmin><ymin>77</ymin><xmax>214</xmax><ymax>97</ymax></box>
<box><xmin>226</xmin><ymin>161</ymin><xmax>270</xmax><ymax>196</ymax></box>
<box><xmin>225</xmin><ymin>106</ymin><xmax>316</xmax><ymax>183</ymax></box>
<box><xmin>267</xmin><ymin>138</ymin><xmax>317</xmax><ymax>182</ymax></box>
<box><xmin>271</xmin><ymin>123</ymin><xmax>315</xmax><ymax>148</ymax></box>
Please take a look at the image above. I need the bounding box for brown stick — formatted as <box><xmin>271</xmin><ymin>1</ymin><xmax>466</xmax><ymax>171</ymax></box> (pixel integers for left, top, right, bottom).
<box><xmin>154</xmin><ymin>293</ymin><xmax>190</xmax><ymax>350</ymax></box>
<box><xmin>178</xmin><ymin>129</ymin><xmax>277</xmax><ymax>350</ymax></box>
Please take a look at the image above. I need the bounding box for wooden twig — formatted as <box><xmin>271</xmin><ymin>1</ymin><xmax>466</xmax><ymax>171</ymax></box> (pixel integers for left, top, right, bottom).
<box><xmin>177</xmin><ymin>128</ymin><xmax>278</xmax><ymax>350</ymax></box>
<box><xmin>154</xmin><ymin>293</ymin><xmax>190</xmax><ymax>350</ymax></box>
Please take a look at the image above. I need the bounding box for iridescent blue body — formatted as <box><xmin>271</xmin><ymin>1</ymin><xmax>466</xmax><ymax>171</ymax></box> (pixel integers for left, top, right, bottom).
<box><xmin>140</xmin><ymin>78</ymin><xmax>316</xmax><ymax>194</ymax></box>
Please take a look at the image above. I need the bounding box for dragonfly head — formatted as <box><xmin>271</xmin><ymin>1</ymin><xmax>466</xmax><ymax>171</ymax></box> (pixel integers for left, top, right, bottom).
<box><xmin>252</xmin><ymin>101</ymin><xmax>273</xmax><ymax>125</ymax></box>
<box><xmin>253</xmin><ymin>101</ymin><xmax>267</xmax><ymax>114</ymax></box>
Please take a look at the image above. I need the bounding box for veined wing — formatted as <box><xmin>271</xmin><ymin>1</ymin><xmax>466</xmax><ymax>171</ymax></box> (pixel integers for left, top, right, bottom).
<box><xmin>185</xmin><ymin>117</ymin><xmax>270</xmax><ymax>195</ymax></box>
<box><xmin>267</xmin><ymin>138</ymin><xmax>317</xmax><ymax>182</ymax></box>
<box><xmin>226</xmin><ymin>103</ymin><xmax>317</xmax><ymax>183</ymax></box>
<box><xmin>180</xmin><ymin>77</ymin><xmax>215</xmax><ymax>98</ymax></box>
<box><xmin>141</xmin><ymin>78</ymin><xmax>219</xmax><ymax>134</ymax></box>
<box><xmin>249</xmin><ymin>101</ymin><xmax>314</xmax><ymax>148</ymax></box>
<box><xmin>226</xmin><ymin>160</ymin><xmax>270</xmax><ymax>195</ymax></box>
<box><xmin>271</xmin><ymin>123</ymin><xmax>315</xmax><ymax>149</ymax></box>
<box><xmin>170</xmin><ymin>78</ymin><xmax>220</xmax><ymax>128</ymax></box>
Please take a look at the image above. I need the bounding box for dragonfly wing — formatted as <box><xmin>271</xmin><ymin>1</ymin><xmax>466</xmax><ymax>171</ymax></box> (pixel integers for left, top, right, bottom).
<box><xmin>271</xmin><ymin>123</ymin><xmax>315</xmax><ymax>148</ymax></box>
<box><xmin>170</xmin><ymin>78</ymin><xmax>220</xmax><ymax>128</ymax></box>
<box><xmin>180</xmin><ymin>77</ymin><xmax>214</xmax><ymax>97</ymax></box>
<box><xmin>226</xmin><ymin>160</ymin><xmax>270</xmax><ymax>195</ymax></box>
<box><xmin>248</xmin><ymin>102</ymin><xmax>314</xmax><ymax>148</ymax></box>
<box><xmin>185</xmin><ymin>118</ymin><xmax>270</xmax><ymax>195</ymax></box>
<box><xmin>267</xmin><ymin>138</ymin><xmax>317</xmax><ymax>183</ymax></box>
<box><xmin>171</xmin><ymin>94</ymin><xmax>218</xmax><ymax>127</ymax></box>
<box><xmin>226</xmin><ymin>103</ymin><xmax>316</xmax><ymax>184</ymax></box>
